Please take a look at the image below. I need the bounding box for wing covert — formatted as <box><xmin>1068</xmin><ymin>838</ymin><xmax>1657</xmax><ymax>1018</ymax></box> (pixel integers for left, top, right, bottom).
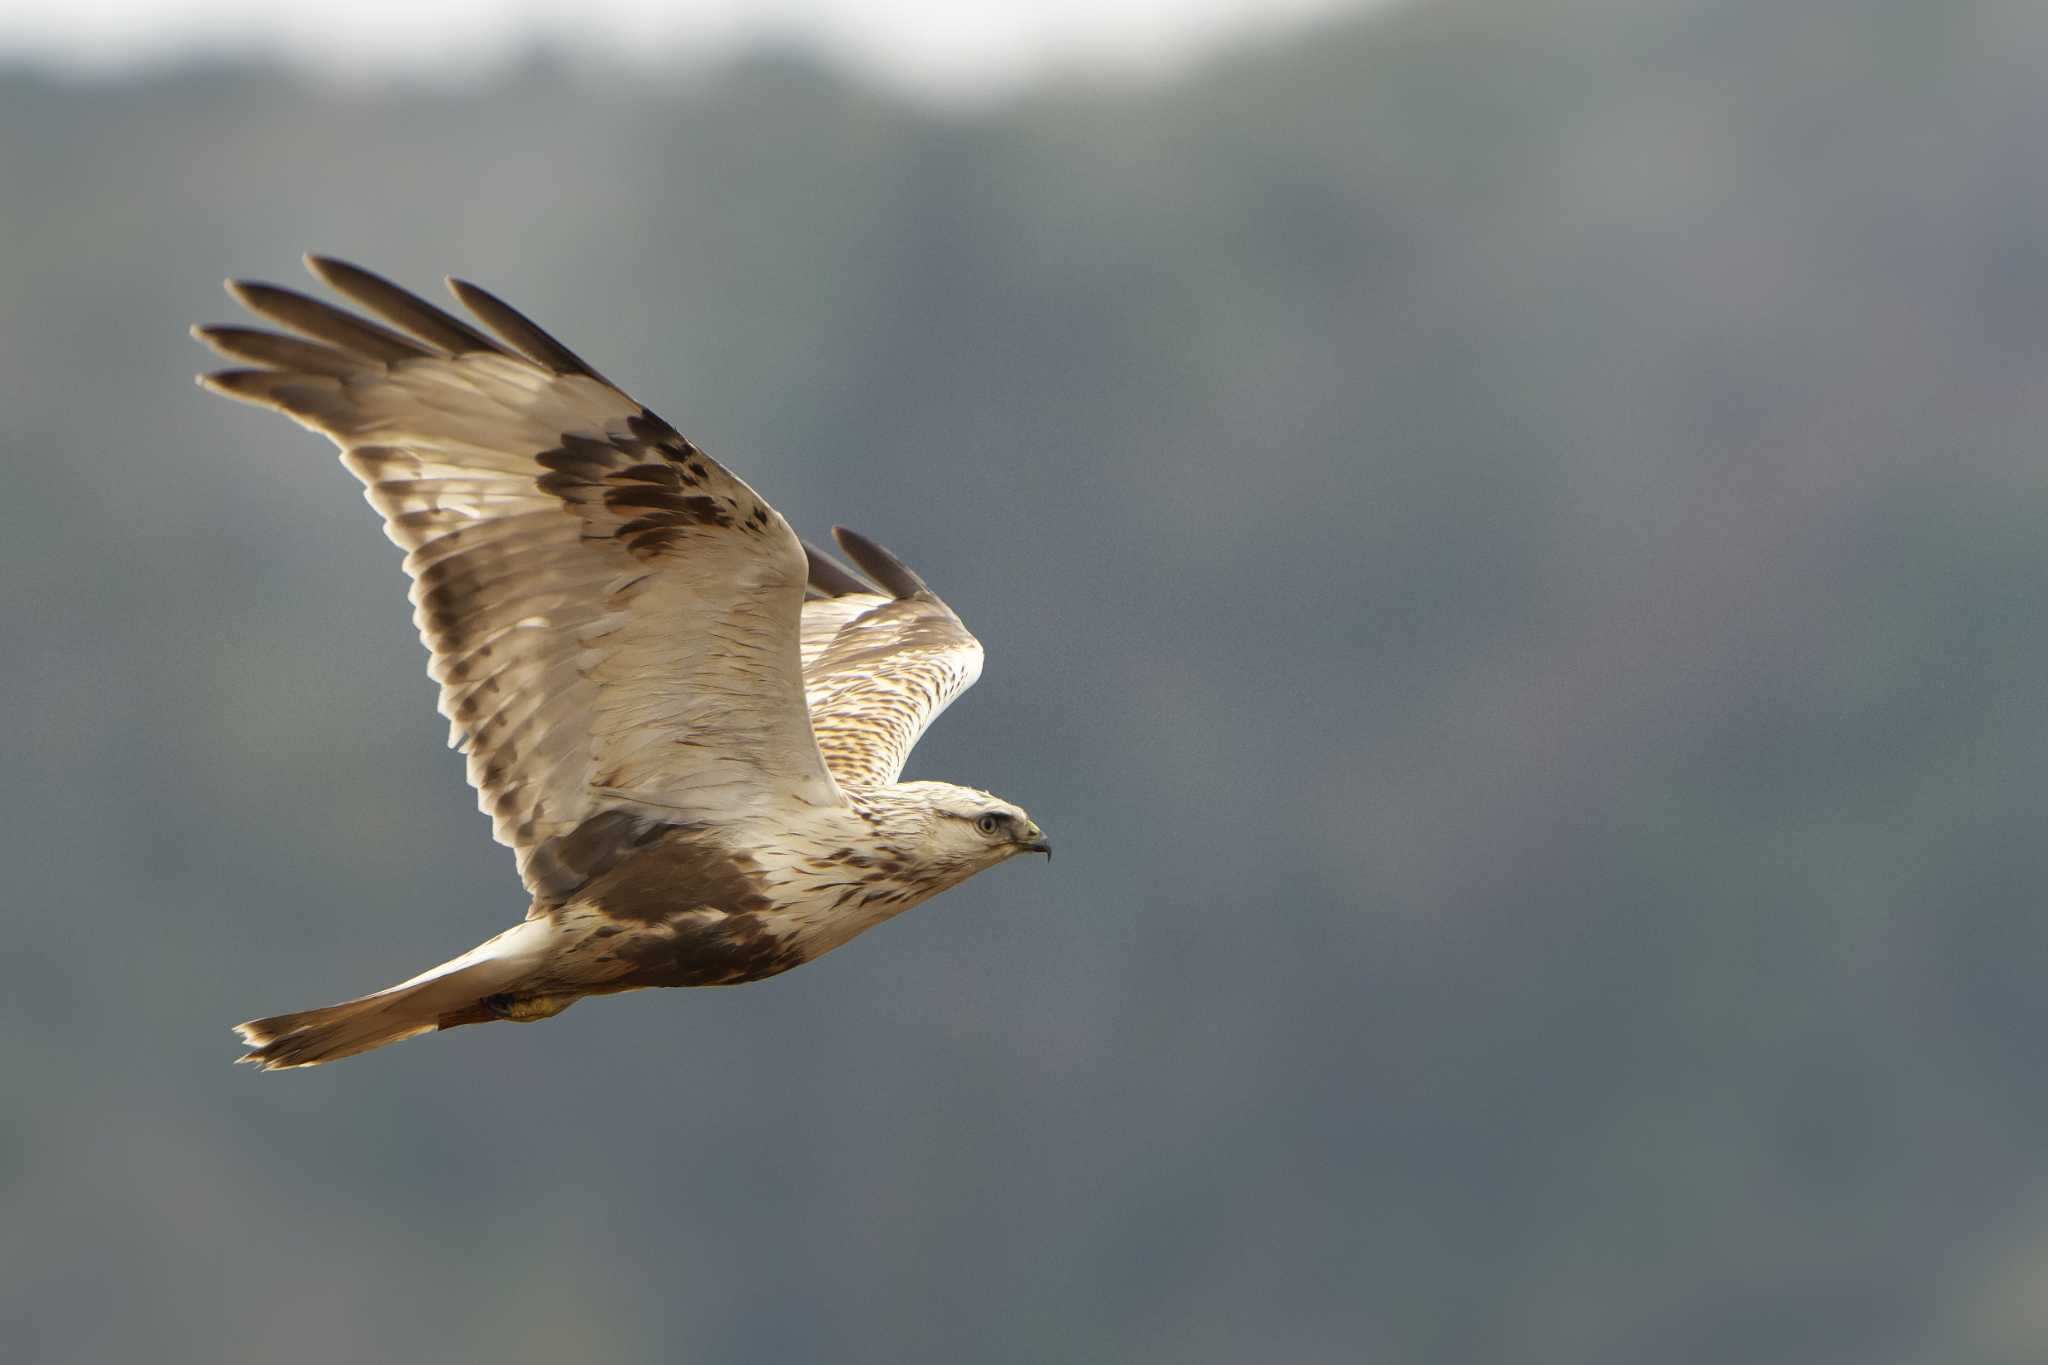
<box><xmin>799</xmin><ymin>530</ymin><xmax>984</xmax><ymax>789</ymax></box>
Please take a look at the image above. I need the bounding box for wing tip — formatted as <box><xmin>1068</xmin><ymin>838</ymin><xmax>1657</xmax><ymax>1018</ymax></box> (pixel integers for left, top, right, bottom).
<box><xmin>804</xmin><ymin>539</ymin><xmax>876</xmax><ymax>598</ymax></box>
<box><xmin>443</xmin><ymin>275</ymin><xmax>607</xmax><ymax>381</ymax></box>
<box><xmin>831</xmin><ymin>525</ymin><xmax>931</xmax><ymax>599</ymax></box>
<box><xmin>302</xmin><ymin>251</ymin><xmax>350</xmax><ymax>285</ymax></box>
<box><xmin>444</xmin><ymin>276</ymin><xmax>493</xmax><ymax>315</ymax></box>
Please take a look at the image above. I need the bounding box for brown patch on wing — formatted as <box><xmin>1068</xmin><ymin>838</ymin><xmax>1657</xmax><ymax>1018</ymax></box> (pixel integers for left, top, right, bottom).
<box><xmin>532</xmin><ymin>419</ymin><xmax>759</xmax><ymax>560</ymax></box>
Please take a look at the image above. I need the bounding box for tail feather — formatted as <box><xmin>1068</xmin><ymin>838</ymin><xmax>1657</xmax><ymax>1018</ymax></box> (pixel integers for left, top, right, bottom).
<box><xmin>234</xmin><ymin>928</ymin><xmax>556</xmax><ymax>1073</ymax></box>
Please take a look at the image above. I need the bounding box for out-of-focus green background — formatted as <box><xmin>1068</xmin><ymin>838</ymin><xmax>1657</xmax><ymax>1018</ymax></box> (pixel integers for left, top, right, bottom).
<box><xmin>7</xmin><ymin>0</ymin><xmax>2048</xmax><ymax>1360</ymax></box>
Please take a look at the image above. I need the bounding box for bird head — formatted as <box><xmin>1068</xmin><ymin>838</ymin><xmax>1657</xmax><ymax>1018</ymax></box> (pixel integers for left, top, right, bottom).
<box><xmin>896</xmin><ymin>781</ymin><xmax>1051</xmax><ymax>872</ymax></box>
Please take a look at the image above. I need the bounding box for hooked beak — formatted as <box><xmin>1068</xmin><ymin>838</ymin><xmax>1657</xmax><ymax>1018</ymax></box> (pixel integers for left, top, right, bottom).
<box><xmin>1019</xmin><ymin>824</ymin><xmax>1051</xmax><ymax>860</ymax></box>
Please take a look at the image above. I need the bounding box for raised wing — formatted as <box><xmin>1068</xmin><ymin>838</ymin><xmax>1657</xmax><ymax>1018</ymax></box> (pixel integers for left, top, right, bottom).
<box><xmin>196</xmin><ymin>256</ymin><xmax>843</xmax><ymax>899</ymax></box>
<box><xmin>799</xmin><ymin>528</ymin><xmax>984</xmax><ymax>789</ymax></box>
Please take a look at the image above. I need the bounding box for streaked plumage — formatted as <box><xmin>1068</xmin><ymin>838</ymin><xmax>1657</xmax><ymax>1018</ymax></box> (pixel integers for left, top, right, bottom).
<box><xmin>196</xmin><ymin>256</ymin><xmax>1047</xmax><ymax>1069</ymax></box>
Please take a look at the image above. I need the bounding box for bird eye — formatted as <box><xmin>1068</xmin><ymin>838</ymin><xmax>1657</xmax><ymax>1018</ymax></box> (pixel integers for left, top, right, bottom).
<box><xmin>976</xmin><ymin>813</ymin><xmax>1002</xmax><ymax>835</ymax></box>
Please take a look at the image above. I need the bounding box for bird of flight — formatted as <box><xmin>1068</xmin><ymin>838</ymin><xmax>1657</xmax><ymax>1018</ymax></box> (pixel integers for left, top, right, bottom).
<box><xmin>195</xmin><ymin>257</ymin><xmax>1049</xmax><ymax>1070</ymax></box>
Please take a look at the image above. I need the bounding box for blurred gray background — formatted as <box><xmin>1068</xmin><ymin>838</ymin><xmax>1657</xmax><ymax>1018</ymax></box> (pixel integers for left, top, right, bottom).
<box><xmin>7</xmin><ymin>0</ymin><xmax>2048</xmax><ymax>1361</ymax></box>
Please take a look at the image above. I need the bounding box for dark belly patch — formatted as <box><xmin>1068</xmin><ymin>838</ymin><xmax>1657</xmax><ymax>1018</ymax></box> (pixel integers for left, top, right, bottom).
<box><xmin>540</xmin><ymin>827</ymin><xmax>802</xmax><ymax>987</ymax></box>
<box><xmin>565</xmin><ymin>825</ymin><xmax>776</xmax><ymax>924</ymax></box>
<box><xmin>616</xmin><ymin>910</ymin><xmax>804</xmax><ymax>987</ymax></box>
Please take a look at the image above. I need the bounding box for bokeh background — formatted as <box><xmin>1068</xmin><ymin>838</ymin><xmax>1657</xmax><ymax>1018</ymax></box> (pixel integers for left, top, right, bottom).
<box><xmin>7</xmin><ymin>0</ymin><xmax>2048</xmax><ymax>1360</ymax></box>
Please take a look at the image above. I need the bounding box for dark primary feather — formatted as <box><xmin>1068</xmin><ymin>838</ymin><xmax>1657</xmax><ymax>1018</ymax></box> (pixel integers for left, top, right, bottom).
<box><xmin>197</xmin><ymin>366</ymin><xmax>343</xmax><ymax>410</ymax></box>
<box><xmin>832</xmin><ymin>525</ymin><xmax>931</xmax><ymax>599</ymax></box>
<box><xmin>446</xmin><ymin>276</ymin><xmax>610</xmax><ymax>382</ymax></box>
<box><xmin>804</xmin><ymin>540</ymin><xmax>877</xmax><ymax>598</ymax></box>
<box><xmin>306</xmin><ymin>255</ymin><xmax>510</xmax><ymax>357</ymax></box>
<box><xmin>190</xmin><ymin>325</ymin><xmax>359</xmax><ymax>377</ymax></box>
<box><xmin>225</xmin><ymin>280</ymin><xmax>434</xmax><ymax>365</ymax></box>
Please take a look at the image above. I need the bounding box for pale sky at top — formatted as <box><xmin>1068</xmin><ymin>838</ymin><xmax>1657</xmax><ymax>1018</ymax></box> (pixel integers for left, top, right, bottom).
<box><xmin>0</xmin><ymin>0</ymin><xmax>1386</xmax><ymax>103</ymax></box>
